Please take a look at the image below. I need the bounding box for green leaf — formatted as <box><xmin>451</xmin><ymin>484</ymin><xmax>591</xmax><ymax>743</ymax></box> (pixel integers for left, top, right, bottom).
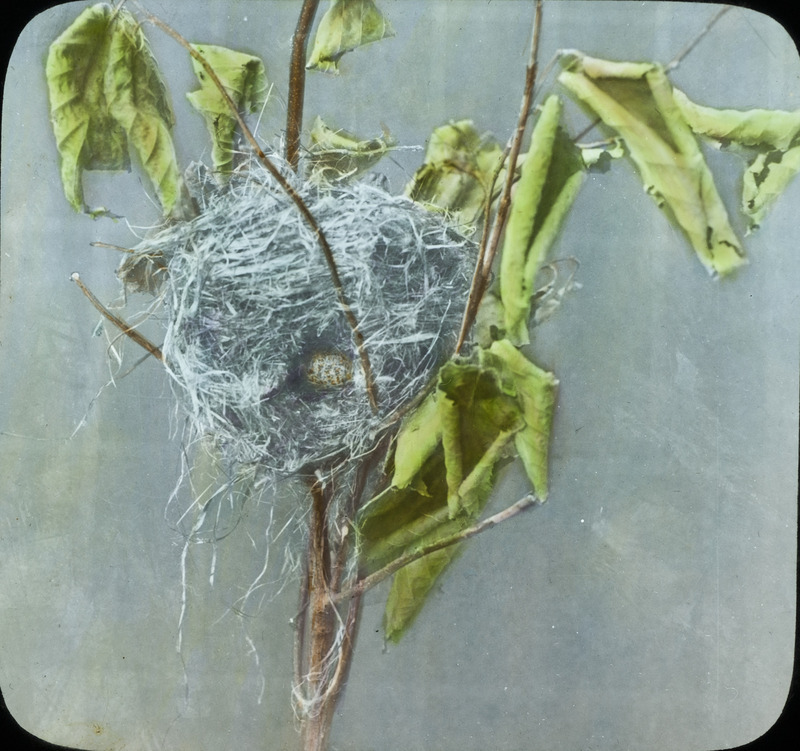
<box><xmin>437</xmin><ymin>360</ymin><xmax>523</xmax><ymax>518</ymax></box>
<box><xmin>482</xmin><ymin>339</ymin><xmax>558</xmax><ymax>499</ymax></box>
<box><xmin>405</xmin><ymin>120</ymin><xmax>504</xmax><ymax>232</ymax></box>
<box><xmin>104</xmin><ymin>11</ymin><xmax>182</xmax><ymax>214</ymax></box>
<box><xmin>307</xmin><ymin>0</ymin><xmax>394</xmax><ymax>73</ymax></box>
<box><xmin>46</xmin><ymin>4</ymin><xmax>132</xmax><ymax>211</ymax></box>
<box><xmin>307</xmin><ymin>116</ymin><xmax>395</xmax><ymax>183</ymax></box>
<box><xmin>742</xmin><ymin>145</ymin><xmax>800</xmax><ymax>231</ymax></box>
<box><xmin>558</xmin><ymin>53</ymin><xmax>745</xmax><ymax>276</ymax></box>
<box><xmin>186</xmin><ymin>44</ymin><xmax>268</xmax><ymax>176</ymax></box>
<box><xmin>46</xmin><ymin>4</ymin><xmax>181</xmax><ymax>215</ymax></box>
<box><xmin>383</xmin><ymin>546</ymin><xmax>460</xmax><ymax>642</ymax></box>
<box><xmin>579</xmin><ymin>137</ymin><xmax>625</xmax><ymax>172</ymax></box>
<box><xmin>672</xmin><ymin>90</ymin><xmax>800</xmax><ymax>151</ymax></box>
<box><xmin>357</xmin><ymin>357</ymin><xmax>529</xmax><ymax>640</ymax></box>
<box><xmin>391</xmin><ymin>390</ymin><xmax>442</xmax><ymax>490</ymax></box>
<box><xmin>672</xmin><ymin>89</ymin><xmax>800</xmax><ymax>231</ymax></box>
<box><xmin>499</xmin><ymin>95</ymin><xmax>585</xmax><ymax>345</ymax></box>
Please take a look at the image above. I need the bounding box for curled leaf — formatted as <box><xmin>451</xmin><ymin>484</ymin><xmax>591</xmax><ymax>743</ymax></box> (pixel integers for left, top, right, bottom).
<box><xmin>46</xmin><ymin>4</ymin><xmax>129</xmax><ymax>211</ymax></box>
<box><xmin>46</xmin><ymin>3</ymin><xmax>181</xmax><ymax>215</ymax></box>
<box><xmin>307</xmin><ymin>116</ymin><xmax>395</xmax><ymax>183</ymax></box>
<box><xmin>437</xmin><ymin>360</ymin><xmax>522</xmax><ymax>517</ymax></box>
<box><xmin>482</xmin><ymin>339</ymin><xmax>558</xmax><ymax>500</ymax></box>
<box><xmin>499</xmin><ymin>95</ymin><xmax>585</xmax><ymax>345</ymax></box>
<box><xmin>105</xmin><ymin>13</ymin><xmax>181</xmax><ymax>214</ymax></box>
<box><xmin>559</xmin><ymin>52</ymin><xmax>744</xmax><ymax>276</ymax></box>
<box><xmin>307</xmin><ymin>0</ymin><xmax>394</xmax><ymax>73</ymax></box>
<box><xmin>672</xmin><ymin>89</ymin><xmax>800</xmax><ymax>231</ymax></box>
<box><xmin>405</xmin><ymin>120</ymin><xmax>504</xmax><ymax>232</ymax></box>
<box><xmin>186</xmin><ymin>44</ymin><xmax>268</xmax><ymax>177</ymax></box>
<box><xmin>579</xmin><ymin>137</ymin><xmax>625</xmax><ymax>172</ymax></box>
<box><xmin>391</xmin><ymin>390</ymin><xmax>441</xmax><ymax>490</ymax></box>
<box><xmin>742</xmin><ymin>145</ymin><xmax>800</xmax><ymax>231</ymax></box>
<box><xmin>358</xmin><ymin>356</ymin><xmax>529</xmax><ymax>640</ymax></box>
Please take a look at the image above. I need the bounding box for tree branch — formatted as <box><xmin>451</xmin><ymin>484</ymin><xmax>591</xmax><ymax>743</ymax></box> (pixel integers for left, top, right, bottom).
<box><xmin>455</xmin><ymin>0</ymin><xmax>543</xmax><ymax>353</ymax></box>
<box><xmin>287</xmin><ymin>0</ymin><xmax>321</xmax><ymax>170</ymax></box>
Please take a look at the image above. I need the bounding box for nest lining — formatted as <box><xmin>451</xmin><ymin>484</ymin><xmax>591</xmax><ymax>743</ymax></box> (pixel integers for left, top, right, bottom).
<box><xmin>134</xmin><ymin>159</ymin><xmax>476</xmax><ymax>475</ymax></box>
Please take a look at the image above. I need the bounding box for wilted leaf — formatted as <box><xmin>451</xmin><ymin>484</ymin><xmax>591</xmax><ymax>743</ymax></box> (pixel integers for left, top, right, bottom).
<box><xmin>46</xmin><ymin>4</ymin><xmax>132</xmax><ymax>211</ymax></box>
<box><xmin>672</xmin><ymin>89</ymin><xmax>800</xmax><ymax>231</ymax></box>
<box><xmin>307</xmin><ymin>0</ymin><xmax>394</xmax><ymax>73</ymax></box>
<box><xmin>482</xmin><ymin>339</ymin><xmax>558</xmax><ymax>499</ymax></box>
<box><xmin>46</xmin><ymin>4</ymin><xmax>181</xmax><ymax>215</ymax></box>
<box><xmin>742</xmin><ymin>145</ymin><xmax>800</xmax><ymax>231</ymax></box>
<box><xmin>405</xmin><ymin>120</ymin><xmax>504</xmax><ymax>231</ymax></box>
<box><xmin>357</xmin><ymin>356</ymin><xmax>529</xmax><ymax>640</ymax></box>
<box><xmin>391</xmin><ymin>390</ymin><xmax>441</xmax><ymax>490</ymax></box>
<box><xmin>558</xmin><ymin>53</ymin><xmax>745</xmax><ymax>276</ymax></box>
<box><xmin>499</xmin><ymin>95</ymin><xmax>585</xmax><ymax>345</ymax></box>
<box><xmin>104</xmin><ymin>12</ymin><xmax>182</xmax><ymax>215</ymax></box>
<box><xmin>672</xmin><ymin>90</ymin><xmax>800</xmax><ymax>152</ymax></box>
<box><xmin>383</xmin><ymin>546</ymin><xmax>460</xmax><ymax>642</ymax></box>
<box><xmin>579</xmin><ymin>136</ymin><xmax>625</xmax><ymax>172</ymax></box>
<box><xmin>307</xmin><ymin>117</ymin><xmax>395</xmax><ymax>183</ymax></box>
<box><xmin>186</xmin><ymin>44</ymin><xmax>268</xmax><ymax>176</ymax></box>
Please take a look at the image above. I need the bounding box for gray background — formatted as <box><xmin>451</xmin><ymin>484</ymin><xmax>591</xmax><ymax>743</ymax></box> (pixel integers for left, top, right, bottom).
<box><xmin>1</xmin><ymin>2</ymin><xmax>797</xmax><ymax>750</ymax></box>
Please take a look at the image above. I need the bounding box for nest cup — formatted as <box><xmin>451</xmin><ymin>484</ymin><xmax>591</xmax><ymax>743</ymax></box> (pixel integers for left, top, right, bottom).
<box><xmin>133</xmin><ymin>158</ymin><xmax>477</xmax><ymax>476</ymax></box>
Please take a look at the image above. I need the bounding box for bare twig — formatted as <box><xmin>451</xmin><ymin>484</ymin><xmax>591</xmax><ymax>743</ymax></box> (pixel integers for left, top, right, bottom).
<box><xmin>139</xmin><ymin>6</ymin><xmax>379</xmax><ymax>413</ymax></box>
<box><xmin>71</xmin><ymin>273</ymin><xmax>163</xmax><ymax>361</ymax></box>
<box><xmin>455</xmin><ymin>0</ymin><xmax>544</xmax><ymax>353</ymax></box>
<box><xmin>667</xmin><ymin>5</ymin><xmax>731</xmax><ymax>71</ymax></box>
<box><xmin>287</xmin><ymin>0</ymin><xmax>321</xmax><ymax>170</ymax></box>
<box><xmin>573</xmin><ymin>6</ymin><xmax>732</xmax><ymax>142</ymax></box>
<box><xmin>89</xmin><ymin>240</ymin><xmax>135</xmax><ymax>253</ymax></box>
<box><xmin>334</xmin><ymin>495</ymin><xmax>540</xmax><ymax>604</ymax></box>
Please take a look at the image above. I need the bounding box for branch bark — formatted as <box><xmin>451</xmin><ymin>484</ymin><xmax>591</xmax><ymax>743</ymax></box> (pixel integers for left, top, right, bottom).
<box><xmin>455</xmin><ymin>0</ymin><xmax>543</xmax><ymax>353</ymax></box>
<box><xmin>287</xmin><ymin>0</ymin><xmax>321</xmax><ymax>170</ymax></box>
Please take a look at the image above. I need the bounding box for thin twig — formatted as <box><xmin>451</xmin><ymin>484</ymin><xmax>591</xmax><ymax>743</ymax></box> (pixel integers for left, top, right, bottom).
<box><xmin>573</xmin><ymin>6</ymin><xmax>732</xmax><ymax>142</ymax></box>
<box><xmin>89</xmin><ymin>240</ymin><xmax>135</xmax><ymax>253</ymax></box>
<box><xmin>666</xmin><ymin>5</ymin><xmax>731</xmax><ymax>71</ymax></box>
<box><xmin>139</xmin><ymin>6</ymin><xmax>379</xmax><ymax>413</ymax></box>
<box><xmin>293</xmin><ymin>558</ymin><xmax>311</xmax><ymax>705</ymax></box>
<box><xmin>333</xmin><ymin>495</ymin><xmax>540</xmax><ymax>604</ymax></box>
<box><xmin>71</xmin><ymin>273</ymin><xmax>163</xmax><ymax>361</ymax></box>
<box><xmin>455</xmin><ymin>0</ymin><xmax>543</xmax><ymax>353</ymax></box>
<box><xmin>287</xmin><ymin>0</ymin><xmax>321</xmax><ymax>170</ymax></box>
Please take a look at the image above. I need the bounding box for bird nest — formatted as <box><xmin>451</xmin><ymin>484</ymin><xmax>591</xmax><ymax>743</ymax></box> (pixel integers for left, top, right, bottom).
<box><xmin>129</xmin><ymin>158</ymin><xmax>476</xmax><ymax>476</ymax></box>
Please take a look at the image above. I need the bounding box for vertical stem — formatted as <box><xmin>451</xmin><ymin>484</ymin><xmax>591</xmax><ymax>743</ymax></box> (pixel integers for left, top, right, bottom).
<box><xmin>306</xmin><ymin>479</ymin><xmax>335</xmax><ymax>704</ymax></box>
<box><xmin>287</xmin><ymin>0</ymin><xmax>321</xmax><ymax>170</ymax></box>
<box><xmin>454</xmin><ymin>0</ymin><xmax>543</xmax><ymax>353</ymax></box>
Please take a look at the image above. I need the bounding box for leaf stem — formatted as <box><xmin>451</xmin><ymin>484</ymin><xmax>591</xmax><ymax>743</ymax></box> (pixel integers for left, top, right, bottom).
<box><xmin>287</xmin><ymin>0</ymin><xmax>321</xmax><ymax>170</ymax></box>
<box><xmin>455</xmin><ymin>0</ymin><xmax>544</xmax><ymax>353</ymax></box>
